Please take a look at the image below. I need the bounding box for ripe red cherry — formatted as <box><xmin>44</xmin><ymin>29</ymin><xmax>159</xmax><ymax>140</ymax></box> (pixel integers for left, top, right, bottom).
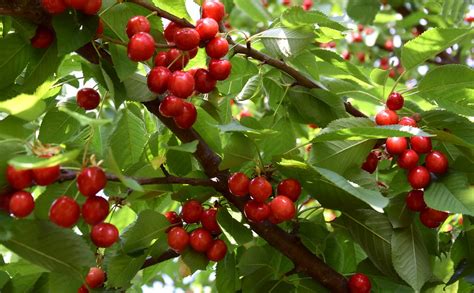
<box><xmin>302</xmin><ymin>0</ymin><xmax>313</xmax><ymax>10</ymax></box>
<box><xmin>207</xmin><ymin>239</ymin><xmax>227</xmax><ymax>261</ymax></box>
<box><xmin>427</xmin><ymin>208</ymin><xmax>449</xmax><ymax>223</ymax></box>
<box><xmin>32</xmin><ymin>159</ymin><xmax>60</xmax><ymax>186</ymax></box>
<box><xmin>397</xmin><ymin>149</ymin><xmax>419</xmax><ymax>169</ymax></box>
<box><xmin>96</xmin><ymin>18</ymin><xmax>104</xmax><ymax>37</ymax></box>
<box><xmin>41</xmin><ymin>0</ymin><xmax>67</xmax><ymax>14</ymax></box>
<box><xmin>181</xmin><ymin>200</ymin><xmax>203</xmax><ymax>223</ymax></box>
<box><xmin>9</xmin><ymin>191</ymin><xmax>35</xmax><ymax>218</ymax></box>
<box><xmin>164</xmin><ymin>22</ymin><xmax>182</xmax><ymax>43</ymax></box>
<box><xmin>64</xmin><ymin>0</ymin><xmax>86</xmax><ymax>9</ymax></box>
<box><xmin>189</xmin><ymin>228</ymin><xmax>213</xmax><ymax>252</ymax></box>
<box><xmin>126</xmin><ymin>15</ymin><xmax>151</xmax><ymax>38</ymax></box>
<box><xmin>249</xmin><ymin>176</ymin><xmax>272</xmax><ymax>203</ymax></box>
<box><xmin>361</xmin><ymin>152</ymin><xmax>379</xmax><ymax>174</ymax></box>
<box><xmin>6</xmin><ymin>165</ymin><xmax>33</xmax><ymax>190</ymax></box>
<box><xmin>244</xmin><ymin>200</ymin><xmax>271</xmax><ymax>222</ymax></box>
<box><xmin>375</xmin><ymin>109</ymin><xmax>398</xmax><ymax>125</ymax></box>
<box><xmin>419</xmin><ymin>209</ymin><xmax>440</xmax><ymax>228</ymax></box>
<box><xmin>385</xmin><ymin>137</ymin><xmax>408</xmax><ymax>155</ymax></box>
<box><xmin>425</xmin><ymin>151</ymin><xmax>448</xmax><ymax>174</ymax></box>
<box><xmin>49</xmin><ymin>196</ymin><xmax>80</xmax><ymax>228</ymax></box>
<box><xmin>81</xmin><ymin>0</ymin><xmax>102</xmax><ymax>15</ymax></box>
<box><xmin>386</xmin><ymin>92</ymin><xmax>404</xmax><ymax>110</ymax></box>
<box><xmin>277</xmin><ymin>179</ymin><xmax>301</xmax><ymax>202</ymax></box>
<box><xmin>348</xmin><ymin>273</ymin><xmax>371</xmax><ymax>293</ymax></box>
<box><xmin>159</xmin><ymin>95</ymin><xmax>185</xmax><ymax>118</ymax></box>
<box><xmin>77</xmin><ymin>167</ymin><xmax>107</xmax><ymax>197</ymax></box>
<box><xmin>465</xmin><ymin>15</ymin><xmax>474</xmax><ymax>22</ymax></box>
<box><xmin>85</xmin><ymin>267</ymin><xmax>105</xmax><ymax>288</ymax></box>
<box><xmin>356</xmin><ymin>52</ymin><xmax>366</xmax><ymax>63</ymax></box>
<box><xmin>405</xmin><ymin>190</ymin><xmax>426</xmax><ymax>212</ymax></box>
<box><xmin>208</xmin><ymin>59</ymin><xmax>232</xmax><ymax>80</ymax></box>
<box><xmin>78</xmin><ymin>285</ymin><xmax>88</xmax><ymax>293</ymax></box>
<box><xmin>399</xmin><ymin>117</ymin><xmax>417</xmax><ymax>127</ymax></box>
<box><xmin>91</xmin><ymin>223</ymin><xmax>119</xmax><ymax>247</ymax></box>
<box><xmin>188</xmin><ymin>47</ymin><xmax>199</xmax><ymax>59</ymax></box>
<box><xmin>202</xmin><ymin>0</ymin><xmax>226</xmax><ymax>22</ymax></box>
<box><xmin>201</xmin><ymin>208</ymin><xmax>221</xmax><ymax>235</ymax></box>
<box><xmin>147</xmin><ymin>66</ymin><xmax>171</xmax><ymax>94</ymax></box>
<box><xmin>342</xmin><ymin>51</ymin><xmax>351</xmax><ymax>60</ymax></box>
<box><xmin>154</xmin><ymin>51</ymin><xmax>169</xmax><ymax>67</ymax></box>
<box><xmin>127</xmin><ymin>32</ymin><xmax>155</xmax><ymax>62</ymax></box>
<box><xmin>352</xmin><ymin>32</ymin><xmax>363</xmax><ymax>43</ymax></box>
<box><xmin>77</xmin><ymin>88</ymin><xmax>101</xmax><ymax>110</ymax></box>
<box><xmin>410</xmin><ymin>136</ymin><xmax>432</xmax><ymax>154</ymax></box>
<box><xmin>31</xmin><ymin>26</ymin><xmax>55</xmax><ymax>49</ymax></box>
<box><xmin>167</xmin><ymin>227</ymin><xmax>189</xmax><ymax>252</ymax></box>
<box><xmin>81</xmin><ymin>196</ymin><xmax>109</xmax><ymax>225</ymax></box>
<box><xmin>167</xmin><ymin>49</ymin><xmax>190</xmax><ymax>71</ymax></box>
<box><xmin>196</xmin><ymin>18</ymin><xmax>219</xmax><ymax>41</ymax></box>
<box><xmin>165</xmin><ymin>211</ymin><xmax>182</xmax><ymax>232</ymax></box>
<box><xmin>168</xmin><ymin>71</ymin><xmax>195</xmax><ymax>99</ymax></box>
<box><xmin>269</xmin><ymin>195</ymin><xmax>296</xmax><ymax>222</ymax></box>
<box><xmin>384</xmin><ymin>38</ymin><xmax>394</xmax><ymax>51</ymax></box>
<box><xmin>407</xmin><ymin>166</ymin><xmax>431</xmax><ymax>189</ymax></box>
<box><xmin>206</xmin><ymin>37</ymin><xmax>229</xmax><ymax>59</ymax></box>
<box><xmin>194</xmin><ymin>69</ymin><xmax>217</xmax><ymax>93</ymax></box>
<box><xmin>174</xmin><ymin>28</ymin><xmax>200</xmax><ymax>51</ymax></box>
<box><xmin>228</xmin><ymin>172</ymin><xmax>250</xmax><ymax>196</ymax></box>
<box><xmin>174</xmin><ymin>102</ymin><xmax>197</xmax><ymax>129</ymax></box>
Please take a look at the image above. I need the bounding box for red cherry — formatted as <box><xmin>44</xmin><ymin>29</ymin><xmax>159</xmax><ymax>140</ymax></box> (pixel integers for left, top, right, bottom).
<box><xmin>188</xmin><ymin>47</ymin><xmax>199</xmax><ymax>59</ymax></box>
<box><xmin>85</xmin><ymin>267</ymin><xmax>105</xmax><ymax>288</ymax></box>
<box><xmin>277</xmin><ymin>179</ymin><xmax>301</xmax><ymax>202</ymax></box>
<box><xmin>342</xmin><ymin>51</ymin><xmax>351</xmax><ymax>60</ymax></box>
<box><xmin>384</xmin><ymin>38</ymin><xmax>394</xmax><ymax>51</ymax></box>
<box><xmin>348</xmin><ymin>273</ymin><xmax>371</xmax><ymax>293</ymax></box>
<box><xmin>201</xmin><ymin>208</ymin><xmax>221</xmax><ymax>235</ymax></box>
<box><xmin>77</xmin><ymin>88</ymin><xmax>101</xmax><ymax>110</ymax></box>
<box><xmin>49</xmin><ymin>196</ymin><xmax>80</xmax><ymax>227</ymax></box>
<box><xmin>194</xmin><ymin>69</ymin><xmax>217</xmax><ymax>93</ymax></box>
<box><xmin>167</xmin><ymin>226</ymin><xmax>189</xmax><ymax>252</ymax></box>
<box><xmin>302</xmin><ymin>0</ymin><xmax>313</xmax><ymax>10</ymax></box>
<box><xmin>174</xmin><ymin>28</ymin><xmax>200</xmax><ymax>51</ymax></box>
<box><xmin>174</xmin><ymin>102</ymin><xmax>197</xmax><ymax>129</ymax></box>
<box><xmin>64</xmin><ymin>0</ymin><xmax>86</xmax><ymax>9</ymax></box>
<box><xmin>380</xmin><ymin>57</ymin><xmax>389</xmax><ymax>66</ymax></box>
<box><xmin>147</xmin><ymin>66</ymin><xmax>171</xmax><ymax>94</ymax></box>
<box><xmin>399</xmin><ymin>117</ymin><xmax>417</xmax><ymax>127</ymax></box>
<box><xmin>196</xmin><ymin>18</ymin><xmax>219</xmax><ymax>41</ymax></box>
<box><xmin>127</xmin><ymin>32</ymin><xmax>155</xmax><ymax>62</ymax></box>
<box><xmin>407</xmin><ymin>166</ymin><xmax>431</xmax><ymax>189</ymax></box>
<box><xmin>154</xmin><ymin>52</ymin><xmax>169</xmax><ymax>67</ymax></box>
<box><xmin>167</xmin><ymin>49</ymin><xmax>190</xmax><ymax>71</ymax></box>
<box><xmin>189</xmin><ymin>228</ymin><xmax>213</xmax><ymax>252</ymax></box>
<box><xmin>6</xmin><ymin>165</ymin><xmax>33</xmax><ymax>190</ymax></box>
<box><xmin>269</xmin><ymin>213</ymin><xmax>283</xmax><ymax>224</ymax></box>
<box><xmin>81</xmin><ymin>196</ymin><xmax>109</xmax><ymax>225</ymax></box>
<box><xmin>375</xmin><ymin>109</ymin><xmax>398</xmax><ymax>125</ymax></box>
<box><xmin>126</xmin><ymin>15</ymin><xmax>151</xmax><ymax>38</ymax></box>
<box><xmin>208</xmin><ymin>59</ymin><xmax>232</xmax><ymax>80</ymax></box>
<box><xmin>78</xmin><ymin>285</ymin><xmax>89</xmax><ymax>293</ymax></box>
<box><xmin>425</xmin><ymin>151</ymin><xmax>448</xmax><ymax>174</ymax></box>
<box><xmin>397</xmin><ymin>149</ymin><xmax>419</xmax><ymax>169</ymax></box>
<box><xmin>244</xmin><ymin>200</ymin><xmax>271</xmax><ymax>222</ymax></box>
<box><xmin>465</xmin><ymin>15</ymin><xmax>474</xmax><ymax>23</ymax></box>
<box><xmin>159</xmin><ymin>95</ymin><xmax>185</xmax><ymax>118</ymax></box>
<box><xmin>77</xmin><ymin>167</ymin><xmax>107</xmax><ymax>197</ymax></box>
<box><xmin>207</xmin><ymin>239</ymin><xmax>227</xmax><ymax>261</ymax></box>
<box><xmin>419</xmin><ymin>209</ymin><xmax>441</xmax><ymax>228</ymax></box>
<box><xmin>165</xmin><ymin>211</ymin><xmax>183</xmax><ymax>232</ymax></box>
<box><xmin>164</xmin><ymin>22</ymin><xmax>182</xmax><ymax>43</ymax></box>
<box><xmin>405</xmin><ymin>190</ymin><xmax>426</xmax><ymax>212</ymax></box>
<box><xmin>427</xmin><ymin>208</ymin><xmax>449</xmax><ymax>223</ymax></box>
<box><xmin>352</xmin><ymin>32</ymin><xmax>363</xmax><ymax>43</ymax></box>
<box><xmin>206</xmin><ymin>37</ymin><xmax>229</xmax><ymax>59</ymax></box>
<box><xmin>228</xmin><ymin>172</ymin><xmax>250</xmax><ymax>196</ymax></box>
<box><xmin>96</xmin><ymin>19</ymin><xmax>104</xmax><ymax>37</ymax></box>
<box><xmin>41</xmin><ymin>0</ymin><xmax>67</xmax><ymax>14</ymax></box>
<box><xmin>202</xmin><ymin>0</ymin><xmax>226</xmax><ymax>22</ymax></box>
<box><xmin>282</xmin><ymin>0</ymin><xmax>291</xmax><ymax>6</ymax></box>
<box><xmin>385</xmin><ymin>137</ymin><xmax>408</xmax><ymax>155</ymax></box>
<box><xmin>386</xmin><ymin>92</ymin><xmax>404</xmax><ymax>110</ymax></box>
<box><xmin>31</xmin><ymin>26</ymin><xmax>55</xmax><ymax>49</ymax></box>
<box><xmin>81</xmin><ymin>0</ymin><xmax>102</xmax><ymax>15</ymax></box>
<box><xmin>91</xmin><ymin>223</ymin><xmax>119</xmax><ymax>247</ymax></box>
<box><xmin>32</xmin><ymin>159</ymin><xmax>60</xmax><ymax>186</ymax></box>
<box><xmin>181</xmin><ymin>200</ymin><xmax>203</xmax><ymax>224</ymax></box>
<box><xmin>249</xmin><ymin>176</ymin><xmax>272</xmax><ymax>203</ymax></box>
<box><xmin>410</xmin><ymin>136</ymin><xmax>432</xmax><ymax>154</ymax></box>
<box><xmin>269</xmin><ymin>195</ymin><xmax>296</xmax><ymax>222</ymax></box>
<box><xmin>361</xmin><ymin>152</ymin><xmax>379</xmax><ymax>174</ymax></box>
<box><xmin>168</xmin><ymin>71</ymin><xmax>195</xmax><ymax>99</ymax></box>
<box><xmin>9</xmin><ymin>191</ymin><xmax>35</xmax><ymax>218</ymax></box>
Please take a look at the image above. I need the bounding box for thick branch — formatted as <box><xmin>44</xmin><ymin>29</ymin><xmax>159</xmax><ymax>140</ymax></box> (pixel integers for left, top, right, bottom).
<box><xmin>141</xmin><ymin>249</ymin><xmax>179</xmax><ymax>269</ymax></box>
<box><xmin>0</xmin><ymin>0</ymin><xmax>48</xmax><ymax>23</ymax></box>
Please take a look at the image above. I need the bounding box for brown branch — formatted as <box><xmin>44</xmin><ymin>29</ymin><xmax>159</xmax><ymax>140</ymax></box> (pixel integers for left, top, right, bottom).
<box><xmin>127</xmin><ymin>0</ymin><xmax>194</xmax><ymax>28</ymax></box>
<box><xmin>0</xmin><ymin>0</ymin><xmax>49</xmax><ymax>24</ymax></box>
<box><xmin>141</xmin><ymin>249</ymin><xmax>179</xmax><ymax>269</ymax></box>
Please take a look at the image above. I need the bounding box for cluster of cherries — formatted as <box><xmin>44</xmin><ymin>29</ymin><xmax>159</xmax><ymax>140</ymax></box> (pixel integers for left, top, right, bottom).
<box><xmin>361</xmin><ymin>92</ymin><xmax>450</xmax><ymax>228</ymax></box>
<box><xmin>165</xmin><ymin>201</ymin><xmax>227</xmax><ymax>262</ymax></box>
<box><xmin>124</xmin><ymin>0</ymin><xmax>231</xmax><ymax>130</ymax></box>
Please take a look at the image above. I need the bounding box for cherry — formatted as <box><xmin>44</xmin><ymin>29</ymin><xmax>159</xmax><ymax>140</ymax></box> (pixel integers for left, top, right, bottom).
<box><xmin>249</xmin><ymin>176</ymin><xmax>272</xmax><ymax>203</ymax></box>
<box><xmin>0</xmin><ymin>194</ymin><xmax>11</xmax><ymax>213</ymax></box>
<box><xmin>167</xmin><ymin>49</ymin><xmax>190</xmax><ymax>71</ymax></box>
<box><xmin>399</xmin><ymin>117</ymin><xmax>417</xmax><ymax>127</ymax></box>
<box><xmin>126</xmin><ymin>15</ymin><xmax>151</xmax><ymax>38</ymax></box>
<box><xmin>201</xmin><ymin>208</ymin><xmax>221</xmax><ymax>235</ymax></box>
<box><xmin>352</xmin><ymin>32</ymin><xmax>363</xmax><ymax>43</ymax></box>
<box><xmin>31</xmin><ymin>26</ymin><xmax>55</xmax><ymax>49</ymax></box>
<box><xmin>342</xmin><ymin>51</ymin><xmax>351</xmax><ymax>60</ymax></box>
<box><xmin>282</xmin><ymin>0</ymin><xmax>291</xmax><ymax>6</ymax></box>
<box><xmin>164</xmin><ymin>22</ymin><xmax>182</xmax><ymax>43</ymax></box>
<box><xmin>268</xmin><ymin>213</ymin><xmax>283</xmax><ymax>225</ymax></box>
<box><xmin>302</xmin><ymin>0</ymin><xmax>313</xmax><ymax>10</ymax></box>
<box><xmin>208</xmin><ymin>59</ymin><xmax>232</xmax><ymax>80</ymax></box>
<box><xmin>168</xmin><ymin>71</ymin><xmax>195</xmax><ymax>99</ymax></box>
<box><xmin>154</xmin><ymin>51</ymin><xmax>169</xmax><ymax>67</ymax></box>
<box><xmin>380</xmin><ymin>57</ymin><xmax>389</xmax><ymax>66</ymax></box>
<box><xmin>207</xmin><ymin>239</ymin><xmax>227</xmax><ymax>261</ymax></box>
<box><xmin>244</xmin><ymin>200</ymin><xmax>271</xmax><ymax>222</ymax></box>
<box><xmin>77</xmin><ymin>166</ymin><xmax>107</xmax><ymax>197</ymax></box>
<box><xmin>165</xmin><ymin>211</ymin><xmax>182</xmax><ymax>232</ymax></box>
<box><xmin>228</xmin><ymin>172</ymin><xmax>250</xmax><ymax>196</ymax></box>
<box><xmin>405</xmin><ymin>190</ymin><xmax>426</xmax><ymax>212</ymax></box>
<box><xmin>194</xmin><ymin>69</ymin><xmax>217</xmax><ymax>93</ymax></box>
<box><xmin>361</xmin><ymin>152</ymin><xmax>379</xmax><ymax>174</ymax></box>
<box><xmin>419</xmin><ymin>209</ymin><xmax>441</xmax><ymax>228</ymax></box>
<box><xmin>85</xmin><ymin>267</ymin><xmax>105</xmax><ymax>288</ymax></box>
<box><xmin>81</xmin><ymin>0</ymin><xmax>102</xmax><ymax>15</ymax></box>
<box><xmin>410</xmin><ymin>136</ymin><xmax>432</xmax><ymax>154</ymax></box>
<box><xmin>348</xmin><ymin>273</ymin><xmax>371</xmax><ymax>293</ymax></box>
<box><xmin>181</xmin><ymin>200</ymin><xmax>203</xmax><ymax>223</ymax></box>
<box><xmin>427</xmin><ymin>208</ymin><xmax>449</xmax><ymax>223</ymax></box>
<box><xmin>206</xmin><ymin>37</ymin><xmax>229</xmax><ymax>59</ymax></box>
<box><xmin>174</xmin><ymin>102</ymin><xmax>197</xmax><ymax>129</ymax></box>
<box><xmin>32</xmin><ymin>158</ymin><xmax>60</xmax><ymax>186</ymax></box>
<box><xmin>77</xmin><ymin>88</ymin><xmax>101</xmax><ymax>110</ymax></box>
<box><xmin>277</xmin><ymin>179</ymin><xmax>301</xmax><ymax>202</ymax></box>
<box><xmin>356</xmin><ymin>52</ymin><xmax>365</xmax><ymax>63</ymax></box>
<box><xmin>159</xmin><ymin>95</ymin><xmax>185</xmax><ymax>118</ymax></box>
<box><xmin>407</xmin><ymin>166</ymin><xmax>431</xmax><ymax>189</ymax></box>
<box><xmin>375</xmin><ymin>109</ymin><xmax>398</xmax><ymax>125</ymax></box>
<box><xmin>147</xmin><ymin>66</ymin><xmax>171</xmax><ymax>94</ymax></box>
<box><xmin>384</xmin><ymin>38</ymin><xmax>394</xmax><ymax>51</ymax></box>
<box><xmin>425</xmin><ymin>151</ymin><xmax>448</xmax><ymax>174</ymax></box>
<box><xmin>189</xmin><ymin>228</ymin><xmax>213</xmax><ymax>252</ymax></box>
<box><xmin>78</xmin><ymin>285</ymin><xmax>88</xmax><ymax>293</ymax></box>
<box><xmin>174</xmin><ymin>28</ymin><xmax>200</xmax><ymax>51</ymax></box>
<box><xmin>397</xmin><ymin>149</ymin><xmax>419</xmax><ymax>169</ymax></box>
<box><xmin>202</xmin><ymin>0</ymin><xmax>226</xmax><ymax>22</ymax></box>
<box><xmin>269</xmin><ymin>195</ymin><xmax>296</xmax><ymax>222</ymax></box>
<box><xmin>386</xmin><ymin>92</ymin><xmax>404</xmax><ymax>110</ymax></box>
<box><xmin>465</xmin><ymin>15</ymin><xmax>474</xmax><ymax>23</ymax></box>
<box><xmin>196</xmin><ymin>18</ymin><xmax>219</xmax><ymax>41</ymax></box>
<box><xmin>81</xmin><ymin>196</ymin><xmax>109</xmax><ymax>225</ymax></box>
<box><xmin>167</xmin><ymin>226</ymin><xmax>189</xmax><ymax>252</ymax></box>
<box><xmin>385</xmin><ymin>137</ymin><xmax>408</xmax><ymax>155</ymax></box>
<box><xmin>127</xmin><ymin>32</ymin><xmax>155</xmax><ymax>62</ymax></box>
<box><xmin>91</xmin><ymin>223</ymin><xmax>119</xmax><ymax>247</ymax></box>
<box><xmin>49</xmin><ymin>196</ymin><xmax>80</xmax><ymax>228</ymax></box>
<box><xmin>41</xmin><ymin>0</ymin><xmax>67</xmax><ymax>14</ymax></box>
<box><xmin>9</xmin><ymin>191</ymin><xmax>35</xmax><ymax>218</ymax></box>
<box><xmin>6</xmin><ymin>165</ymin><xmax>33</xmax><ymax>190</ymax></box>
<box><xmin>64</xmin><ymin>0</ymin><xmax>86</xmax><ymax>9</ymax></box>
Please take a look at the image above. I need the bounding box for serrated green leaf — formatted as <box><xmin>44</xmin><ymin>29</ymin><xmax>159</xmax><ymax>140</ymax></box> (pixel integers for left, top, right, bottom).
<box><xmin>0</xmin><ymin>92</ymin><xmax>45</xmax><ymax>121</ymax></box>
<box><xmin>105</xmin><ymin>148</ymin><xmax>144</xmax><ymax>192</ymax></box>
<box><xmin>347</xmin><ymin>0</ymin><xmax>380</xmax><ymax>24</ymax></box>
<box><xmin>370</xmin><ymin>68</ymin><xmax>390</xmax><ymax>86</ymax></box>
<box><xmin>219</xmin><ymin>133</ymin><xmax>257</xmax><ymax>170</ymax></box>
<box><xmin>281</xmin><ymin>7</ymin><xmax>346</xmax><ymax>31</ymax></box>
<box><xmin>217</xmin><ymin>208</ymin><xmax>253</xmax><ymax>245</ymax></box>
<box><xmin>152</xmin><ymin>0</ymin><xmax>191</xmax><ymax>21</ymax></box>
<box><xmin>109</xmin><ymin>44</ymin><xmax>138</xmax><ymax>81</ymax></box>
<box><xmin>235</xmin><ymin>75</ymin><xmax>260</xmax><ymax>101</ymax></box>
<box><xmin>313</xmin><ymin>125</ymin><xmax>431</xmax><ymax>142</ymax></box>
<box><xmin>8</xmin><ymin>150</ymin><xmax>80</xmax><ymax>169</ymax></box>
<box><xmin>180</xmin><ymin>249</ymin><xmax>209</xmax><ymax>274</ymax></box>
<box><xmin>52</xmin><ymin>12</ymin><xmax>98</xmax><ymax>56</ymax></box>
<box><xmin>39</xmin><ymin>108</ymin><xmax>82</xmax><ymax>143</ymax></box>
<box><xmin>167</xmin><ymin>141</ymin><xmax>199</xmax><ymax>153</ymax></box>
<box><xmin>105</xmin><ymin>249</ymin><xmax>147</xmax><ymax>288</ymax></box>
<box><xmin>58</xmin><ymin>107</ymin><xmax>112</xmax><ymax>126</ymax></box>
<box><xmin>260</xmin><ymin>28</ymin><xmax>314</xmax><ymax>58</ymax></box>
<box><xmin>234</xmin><ymin>0</ymin><xmax>271</xmax><ymax>24</ymax></box>
<box><xmin>216</xmin><ymin>253</ymin><xmax>238</xmax><ymax>293</ymax></box>
<box><xmin>0</xmin><ymin>33</ymin><xmax>32</xmax><ymax>91</ymax></box>
<box><xmin>123</xmin><ymin>73</ymin><xmax>156</xmax><ymax>102</ymax></box>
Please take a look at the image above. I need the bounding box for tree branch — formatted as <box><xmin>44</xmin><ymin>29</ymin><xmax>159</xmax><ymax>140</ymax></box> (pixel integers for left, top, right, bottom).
<box><xmin>141</xmin><ymin>249</ymin><xmax>179</xmax><ymax>269</ymax></box>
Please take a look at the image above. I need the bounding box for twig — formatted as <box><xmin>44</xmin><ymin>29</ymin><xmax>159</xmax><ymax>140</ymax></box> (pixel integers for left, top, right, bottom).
<box><xmin>141</xmin><ymin>249</ymin><xmax>179</xmax><ymax>269</ymax></box>
<box><xmin>127</xmin><ymin>0</ymin><xmax>194</xmax><ymax>28</ymax></box>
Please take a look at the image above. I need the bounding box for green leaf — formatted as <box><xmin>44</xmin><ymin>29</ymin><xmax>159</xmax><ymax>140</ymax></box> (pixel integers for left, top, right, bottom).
<box><xmin>0</xmin><ymin>117</ymin><xmax>33</xmax><ymax>140</ymax></box>
<box><xmin>217</xmin><ymin>208</ymin><xmax>253</xmax><ymax>245</ymax></box>
<box><xmin>105</xmin><ymin>249</ymin><xmax>147</xmax><ymax>288</ymax></box>
<box><xmin>418</xmin><ymin>65</ymin><xmax>474</xmax><ymax>95</ymax></box>
<box><xmin>0</xmin><ymin>91</ymin><xmax>46</xmax><ymax>121</ymax></box>
<box><xmin>123</xmin><ymin>73</ymin><xmax>156</xmax><ymax>102</ymax></box>
<box><xmin>324</xmin><ymin>229</ymin><xmax>358</xmax><ymax>274</ymax></box>
<box><xmin>347</xmin><ymin>0</ymin><xmax>380</xmax><ymax>25</ymax></box>
<box><xmin>0</xmin><ymin>33</ymin><xmax>32</xmax><ymax>90</ymax></box>
<box><xmin>259</xmin><ymin>28</ymin><xmax>314</xmax><ymax>58</ymax></box>
<box><xmin>21</xmin><ymin>45</ymin><xmax>62</xmax><ymax>93</ymax></box>
<box><xmin>234</xmin><ymin>0</ymin><xmax>271</xmax><ymax>24</ymax></box>
<box><xmin>180</xmin><ymin>249</ymin><xmax>209</xmax><ymax>273</ymax></box>
<box><xmin>152</xmin><ymin>0</ymin><xmax>191</xmax><ymax>21</ymax></box>
<box><xmin>39</xmin><ymin>108</ymin><xmax>82</xmax><ymax>143</ymax></box>
<box><xmin>109</xmin><ymin>44</ymin><xmax>138</xmax><ymax>81</ymax></box>
<box><xmin>216</xmin><ymin>253</ymin><xmax>238</xmax><ymax>293</ymax></box>
<box><xmin>167</xmin><ymin>141</ymin><xmax>199</xmax><ymax>153</ymax></box>
<box><xmin>58</xmin><ymin>107</ymin><xmax>112</xmax><ymax>126</ymax></box>
<box><xmin>235</xmin><ymin>75</ymin><xmax>260</xmax><ymax>101</ymax></box>
<box><xmin>8</xmin><ymin>150</ymin><xmax>80</xmax><ymax>169</ymax></box>
<box><xmin>281</xmin><ymin>7</ymin><xmax>346</xmax><ymax>31</ymax></box>
<box><xmin>52</xmin><ymin>12</ymin><xmax>98</xmax><ymax>56</ymax></box>
<box><xmin>105</xmin><ymin>148</ymin><xmax>144</xmax><ymax>192</ymax></box>
<box><xmin>238</xmin><ymin>246</ymin><xmax>273</xmax><ymax>276</ymax></box>
<box><xmin>370</xmin><ymin>68</ymin><xmax>390</xmax><ymax>86</ymax></box>
<box><xmin>219</xmin><ymin>133</ymin><xmax>257</xmax><ymax>170</ymax></box>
